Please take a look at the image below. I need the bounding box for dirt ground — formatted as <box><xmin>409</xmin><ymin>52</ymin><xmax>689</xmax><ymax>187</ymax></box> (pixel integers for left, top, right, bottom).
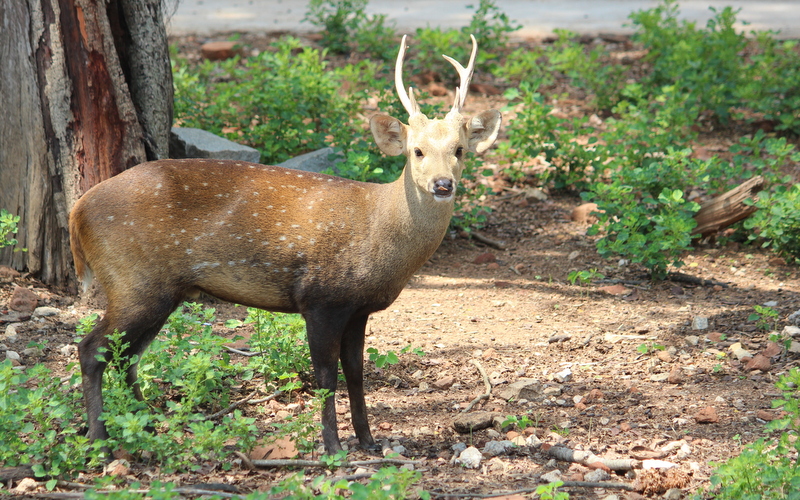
<box><xmin>2</xmin><ymin>32</ymin><xmax>800</xmax><ymax>499</ymax></box>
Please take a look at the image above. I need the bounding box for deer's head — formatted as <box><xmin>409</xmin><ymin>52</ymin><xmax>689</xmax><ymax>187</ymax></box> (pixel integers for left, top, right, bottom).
<box><xmin>370</xmin><ymin>35</ymin><xmax>502</xmax><ymax>203</ymax></box>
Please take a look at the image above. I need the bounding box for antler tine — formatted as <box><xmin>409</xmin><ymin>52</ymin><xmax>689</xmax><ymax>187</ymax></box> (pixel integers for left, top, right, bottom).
<box><xmin>395</xmin><ymin>35</ymin><xmax>421</xmax><ymax>117</ymax></box>
<box><xmin>444</xmin><ymin>34</ymin><xmax>478</xmax><ymax>118</ymax></box>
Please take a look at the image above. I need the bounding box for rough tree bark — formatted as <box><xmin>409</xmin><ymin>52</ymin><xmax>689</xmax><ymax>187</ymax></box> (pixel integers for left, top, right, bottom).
<box><xmin>0</xmin><ymin>0</ymin><xmax>172</xmax><ymax>289</ymax></box>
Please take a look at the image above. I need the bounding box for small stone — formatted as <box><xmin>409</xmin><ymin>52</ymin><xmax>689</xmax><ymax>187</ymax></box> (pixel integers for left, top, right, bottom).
<box><xmin>685</xmin><ymin>335</ymin><xmax>700</xmax><ymax>346</ymax></box>
<box><xmin>762</xmin><ymin>342</ymin><xmax>782</xmax><ymax>358</ymax></box>
<box><xmin>543</xmin><ymin>386</ymin><xmax>562</xmax><ymax>396</ymax></box>
<box><xmin>667</xmin><ymin>366</ymin><xmax>683</xmax><ymax>384</ymax></box>
<box><xmin>730</xmin><ymin>342</ymin><xmax>753</xmax><ymax>360</ymax></box>
<box><xmin>554</xmin><ymin>367</ymin><xmax>572</xmax><ymax>383</ymax></box>
<box><xmin>418</xmin><ymin>381</ymin><xmax>430</xmax><ymax>392</ymax></box>
<box><xmin>694</xmin><ymin>406</ymin><xmax>720</xmax><ymax>423</ymax></box>
<box><xmin>706</xmin><ymin>331</ymin><xmax>725</xmax><ymax>342</ymax></box>
<box><xmin>567</xmin><ymin>250</ymin><xmax>581</xmax><ymax>260</ymax></box>
<box><xmin>495</xmin><ymin>379</ymin><xmax>542</xmax><ymax>401</ymax></box>
<box><xmin>511</xmin><ymin>435</ymin><xmax>527</xmax><ymax>446</ymax></box>
<box><xmin>483</xmin><ymin>440</ymin><xmax>514</xmax><ymax>457</ymax></box>
<box><xmin>691</xmin><ymin>316</ymin><xmax>709</xmax><ymax>330</ymax></box>
<box><xmin>200</xmin><ymin>40</ymin><xmax>240</xmax><ymax>61</ymax></box>
<box><xmin>432</xmin><ymin>375</ymin><xmax>456</xmax><ymax>390</ymax></box>
<box><xmin>455</xmin><ymin>446</ymin><xmax>483</xmax><ymax>469</ymax></box>
<box><xmin>526</xmin><ymin>433</ymin><xmax>543</xmax><ymax>448</ymax></box>
<box><xmin>12</xmin><ymin>477</ymin><xmax>39</xmax><ymax>493</ymax></box>
<box><xmin>783</xmin><ymin>325</ymin><xmax>800</xmax><ymax>337</ymax></box>
<box><xmin>103</xmin><ymin>458</ymin><xmax>130</xmax><ymax>476</ymax></box>
<box><xmin>33</xmin><ymin>306</ymin><xmax>60</xmax><ymax>317</ymax></box>
<box><xmin>745</xmin><ymin>354</ymin><xmax>771</xmax><ymax>372</ymax></box>
<box><xmin>650</xmin><ymin>373</ymin><xmax>670</xmax><ymax>382</ymax></box>
<box><xmin>789</xmin><ymin>341</ymin><xmax>800</xmax><ymax>354</ymax></box>
<box><xmin>656</xmin><ymin>350</ymin><xmax>673</xmax><ymax>362</ymax></box>
<box><xmin>486</xmin><ymin>262</ymin><xmax>500</xmax><ymax>270</ymax></box>
<box><xmin>663</xmin><ymin>488</ymin><xmax>684</xmax><ymax>500</ymax></box>
<box><xmin>9</xmin><ymin>286</ymin><xmax>38</xmax><ymax>313</ymax></box>
<box><xmin>392</xmin><ymin>445</ymin><xmax>407</xmax><ymax>455</ymax></box>
<box><xmin>540</xmin><ymin>469</ymin><xmax>563</xmax><ymax>483</ymax></box>
<box><xmin>453</xmin><ymin>411</ymin><xmax>498</xmax><ymax>433</ymax></box>
<box><xmin>6</xmin><ymin>350</ymin><xmax>20</xmax><ymax>361</ymax></box>
<box><xmin>451</xmin><ymin>442</ymin><xmax>467</xmax><ymax>456</ymax></box>
<box><xmin>3</xmin><ymin>323</ymin><xmax>21</xmax><ymax>341</ymax></box>
<box><xmin>584</xmin><ymin>388</ymin><xmax>605</xmax><ymax>402</ymax></box>
<box><xmin>763</xmin><ymin>300</ymin><xmax>778</xmax><ymax>308</ymax></box>
<box><xmin>756</xmin><ymin>409</ymin><xmax>785</xmax><ymax>421</ymax></box>
<box><xmin>585</xmin><ymin>468</ymin><xmax>611</xmax><ymax>482</ymax></box>
<box><xmin>571</xmin><ymin>203</ymin><xmax>600</xmax><ymax>223</ymax></box>
<box><xmin>22</xmin><ymin>347</ymin><xmax>43</xmax><ymax>357</ymax></box>
<box><xmin>472</xmin><ymin>252</ymin><xmax>496</xmax><ymax>264</ymax></box>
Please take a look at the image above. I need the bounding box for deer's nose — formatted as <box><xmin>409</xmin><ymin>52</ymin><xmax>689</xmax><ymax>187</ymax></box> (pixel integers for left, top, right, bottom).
<box><xmin>432</xmin><ymin>178</ymin><xmax>454</xmax><ymax>198</ymax></box>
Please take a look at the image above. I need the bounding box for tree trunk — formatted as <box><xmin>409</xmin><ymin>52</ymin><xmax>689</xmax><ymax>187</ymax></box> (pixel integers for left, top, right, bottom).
<box><xmin>0</xmin><ymin>0</ymin><xmax>172</xmax><ymax>289</ymax></box>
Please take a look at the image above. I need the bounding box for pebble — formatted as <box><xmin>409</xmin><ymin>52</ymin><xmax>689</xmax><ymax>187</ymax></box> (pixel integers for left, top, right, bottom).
<box><xmin>455</xmin><ymin>446</ymin><xmax>482</xmax><ymax>469</ymax></box>
<box><xmin>33</xmin><ymin>306</ymin><xmax>61</xmax><ymax>318</ymax></box>
<box><xmin>451</xmin><ymin>442</ymin><xmax>467</xmax><ymax>456</ymax></box>
<box><xmin>483</xmin><ymin>440</ymin><xmax>514</xmax><ymax>457</ymax></box>
<box><xmin>6</xmin><ymin>350</ymin><xmax>20</xmax><ymax>361</ymax></box>
<box><xmin>585</xmin><ymin>469</ymin><xmax>611</xmax><ymax>482</ymax></box>
<box><xmin>554</xmin><ymin>367</ymin><xmax>572</xmax><ymax>383</ymax></box>
<box><xmin>540</xmin><ymin>469</ymin><xmax>563</xmax><ymax>483</ymax></box>
<box><xmin>691</xmin><ymin>316</ymin><xmax>709</xmax><ymax>330</ymax></box>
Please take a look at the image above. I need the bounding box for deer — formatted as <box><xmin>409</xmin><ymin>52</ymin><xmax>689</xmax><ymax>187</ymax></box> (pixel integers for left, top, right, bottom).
<box><xmin>69</xmin><ymin>34</ymin><xmax>501</xmax><ymax>455</ymax></box>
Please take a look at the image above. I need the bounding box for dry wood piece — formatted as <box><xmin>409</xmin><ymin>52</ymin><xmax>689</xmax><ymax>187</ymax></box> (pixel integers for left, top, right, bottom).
<box><xmin>547</xmin><ymin>445</ymin><xmax>641</xmax><ymax>471</ymax></box>
<box><xmin>469</xmin><ymin>231</ymin><xmax>507</xmax><ymax>250</ymax></box>
<box><xmin>462</xmin><ymin>359</ymin><xmax>492</xmax><ymax>413</ymax></box>
<box><xmin>692</xmin><ymin>175</ymin><xmax>764</xmax><ymax>238</ymax></box>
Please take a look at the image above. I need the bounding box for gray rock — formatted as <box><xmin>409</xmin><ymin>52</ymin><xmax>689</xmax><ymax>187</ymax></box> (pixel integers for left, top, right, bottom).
<box><xmin>585</xmin><ymin>468</ymin><xmax>611</xmax><ymax>482</ymax></box>
<box><xmin>33</xmin><ymin>306</ymin><xmax>61</xmax><ymax>318</ymax></box>
<box><xmin>554</xmin><ymin>368</ymin><xmax>572</xmax><ymax>383</ymax></box>
<box><xmin>451</xmin><ymin>442</ymin><xmax>467</xmax><ymax>457</ymax></box>
<box><xmin>452</xmin><ymin>411</ymin><xmax>499</xmax><ymax>433</ymax></box>
<box><xmin>169</xmin><ymin>127</ymin><xmax>260</xmax><ymax>163</ymax></box>
<box><xmin>495</xmin><ymin>378</ymin><xmax>542</xmax><ymax>401</ymax></box>
<box><xmin>526</xmin><ymin>434</ymin><xmax>542</xmax><ymax>448</ymax></box>
<box><xmin>783</xmin><ymin>325</ymin><xmax>800</xmax><ymax>337</ymax></box>
<box><xmin>691</xmin><ymin>316</ymin><xmax>709</xmax><ymax>330</ymax></box>
<box><xmin>483</xmin><ymin>440</ymin><xmax>514</xmax><ymax>457</ymax></box>
<box><xmin>277</xmin><ymin>147</ymin><xmax>343</xmax><ymax>174</ymax></box>
<box><xmin>540</xmin><ymin>469</ymin><xmax>562</xmax><ymax>483</ymax></box>
<box><xmin>6</xmin><ymin>350</ymin><xmax>20</xmax><ymax>361</ymax></box>
<box><xmin>455</xmin><ymin>446</ymin><xmax>482</xmax><ymax>469</ymax></box>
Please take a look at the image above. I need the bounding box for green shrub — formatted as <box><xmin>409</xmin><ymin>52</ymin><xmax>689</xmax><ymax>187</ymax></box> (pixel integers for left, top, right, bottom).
<box><xmin>584</xmin><ymin>149</ymin><xmax>706</xmax><ymax>279</ymax></box>
<box><xmin>303</xmin><ymin>0</ymin><xmax>396</xmax><ymax>60</ymax></box>
<box><xmin>173</xmin><ymin>37</ymin><xmax>360</xmax><ymax>165</ymax></box>
<box><xmin>744</xmin><ymin>183</ymin><xmax>800</xmax><ymax>261</ymax></box>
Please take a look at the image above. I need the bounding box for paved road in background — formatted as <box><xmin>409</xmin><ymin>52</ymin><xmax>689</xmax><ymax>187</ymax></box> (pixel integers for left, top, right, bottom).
<box><xmin>165</xmin><ymin>0</ymin><xmax>800</xmax><ymax>39</ymax></box>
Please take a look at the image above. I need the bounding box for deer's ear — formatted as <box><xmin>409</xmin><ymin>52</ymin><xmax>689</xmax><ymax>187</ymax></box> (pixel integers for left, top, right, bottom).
<box><xmin>370</xmin><ymin>114</ymin><xmax>406</xmax><ymax>156</ymax></box>
<box><xmin>467</xmin><ymin>109</ymin><xmax>502</xmax><ymax>155</ymax></box>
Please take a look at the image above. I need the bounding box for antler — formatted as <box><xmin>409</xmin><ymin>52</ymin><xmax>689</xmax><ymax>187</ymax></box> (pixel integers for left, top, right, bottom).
<box><xmin>395</xmin><ymin>35</ymin><xmax>421</xmax><ymax>117</ymax></box>
<box><xmin>444</xmin><ymin>34</ymin><xmax>478</xmax><ymax>119</ymax></box>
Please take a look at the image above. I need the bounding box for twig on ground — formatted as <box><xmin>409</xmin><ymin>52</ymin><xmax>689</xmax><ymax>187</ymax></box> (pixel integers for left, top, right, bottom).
<box><xmin>430</xmin><ymin>480</ymin><xmax>636</xmax><ymax>498</ymax></box>
<box><xmin>225</xmin><ymin>346</ymin><xmax>260</xmax><ymax>357</ymax></box>
<box><xmin>462</xmin><ymin>359</ymin><xmax>491</xmax><ymax>413</ymax></box>
<box><xmin>667</xmin><ymin>272</ymin><xmax>728</xmax><ymax>288</ymax></box>
<box><xmin>205</xmin><ymin>389</ymin><xmax>281</xmax><ymax>421</ymax></box>
<box><xmin>469</xmin><ymin>231</ymin><xmax>507</xmax><ymax>250</ymax></box>
<box><xmin>251</xmin><ymin>458</ymin><xmax>421</xmax><ymax>468</ymax></box>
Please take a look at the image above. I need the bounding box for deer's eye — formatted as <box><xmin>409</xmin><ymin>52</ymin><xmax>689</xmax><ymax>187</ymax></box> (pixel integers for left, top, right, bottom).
<box><xmin>455</xmin><ymin>146</ymin><xmax>464</xmax><ymax>158</ymax></box>
<box><xmin>414</xmin><ymin>148</ymin><xmax>424</xmax><ymax>158</ymax></box>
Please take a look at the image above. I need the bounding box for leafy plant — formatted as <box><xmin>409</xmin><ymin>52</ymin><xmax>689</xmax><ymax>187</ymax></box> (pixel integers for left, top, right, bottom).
<box><xmin>536</xmin><ymin>480</ymin><xmax>571</xmax><ymax>500</ymax></box>
<box><xmin>567</xmin><ymin>268</ymin><xmax>604</xmax><ymax>286</ymax></box>
<box><xmin>502</xmin><ymin>414</ymin><xmax>534</xmax><ymax>430</ymax></box>
<box><xmin>748</xmin><ymin>305</ymin><xmax>780</xmax><ymax>332</ymax></box>
<box><xmin>303</xmin><ymin>0</ymin><xmax>396</xmax><ymax>60</ymax></box>
<box><xmin>744</xmin><ymin>182</ymin><xmax>800</xmax><ymax>261</ymax></box>
<box><xmin>0</xmin><ymin>208</ymin><xmax>24</xmax><ymax>251</ymax></box>
<box><xmin>367</xmin><ymin>344</ymin><xmax>425</xmax><ymax>368</ymax></box>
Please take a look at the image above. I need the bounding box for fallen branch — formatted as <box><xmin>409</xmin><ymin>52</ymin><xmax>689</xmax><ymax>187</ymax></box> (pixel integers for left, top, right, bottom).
<box><xmin>469</xmin><ymin>231</ymin><xmax>507</xmax><ymax>250</ymax></box>
<box><xmin>547</xmin><ymin>445</ymin><xmax>641</xmax><ymax>471</ymax></box>
<box><xmin>667</xmin><ymin>272</ymin><xmax>728</xmax><ymax>288</ymax></box>
<box><xmin>692</xmin><ymin>175</ymin><xmax>764</xmax><ymax>238</ymax></box>
<box><xmin>462</xmin><ymin>359</ymin><xmax>491</xmax><ymax>413</ymax></box>
<box><xmin>251</xmin><ymin>457</ymin><xmax>421</xmax><ymax>468</ymax></box>
<box><xmin>430</xmin><ymin>480</ymin><xmax>635</xmax><ymax>498</ymax></box>
<box><xmin>203</xmin><ymin>389</ymin><xmax>281</xmax><ymax>421</ymax></box>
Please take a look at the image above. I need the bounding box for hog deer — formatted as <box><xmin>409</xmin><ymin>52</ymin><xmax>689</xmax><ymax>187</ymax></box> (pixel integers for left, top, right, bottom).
<box><xmin>69</xmin><ymin>35</ymin><xmax>501</xmax><ymax>455</ymax></box>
